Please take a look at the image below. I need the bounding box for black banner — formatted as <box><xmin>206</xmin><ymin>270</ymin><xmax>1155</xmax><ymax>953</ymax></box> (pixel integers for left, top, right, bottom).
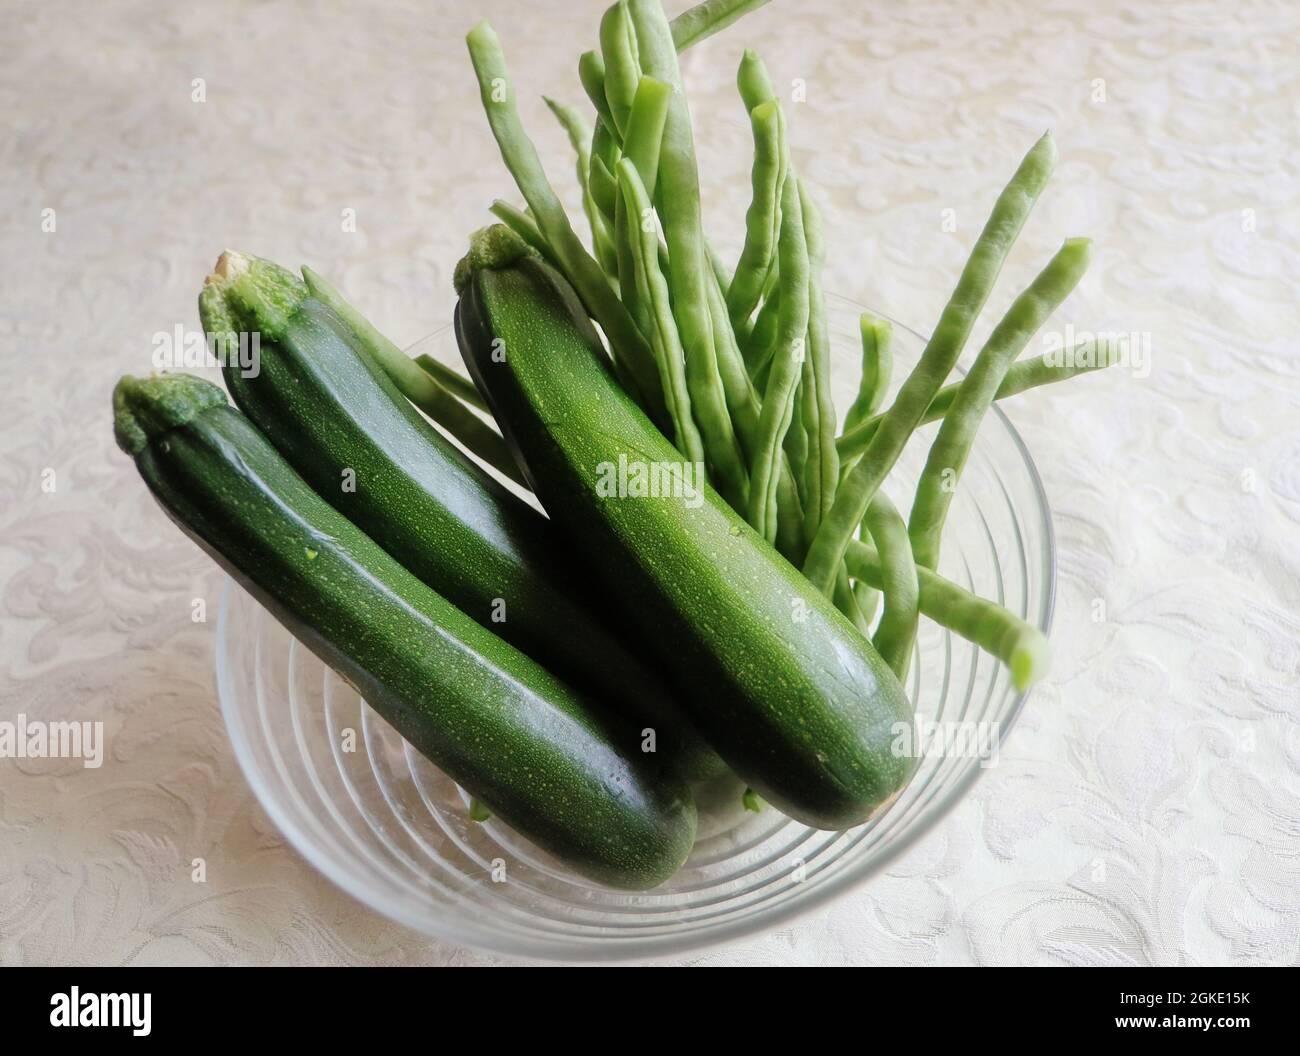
<box><xmin>0</xmin><ymin>968</ymin><xmax>1284</xmax><ymax>1041</ymax></box>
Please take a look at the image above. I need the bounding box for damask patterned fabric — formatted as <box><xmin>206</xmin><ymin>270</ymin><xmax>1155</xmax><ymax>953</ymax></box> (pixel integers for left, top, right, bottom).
<box><xmin>1</xmin><ymin>0</ymin><xmax>1295</xmax><ymax>965</ymax></box>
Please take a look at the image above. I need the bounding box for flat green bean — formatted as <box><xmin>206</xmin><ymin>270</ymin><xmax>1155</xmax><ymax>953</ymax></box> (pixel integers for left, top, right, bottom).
<box><xmin>844</xmin><ymin>539</ymin><xmax>1049</xmax><ymax>691</ymax></box>
<box><xmin>804</xmin><ymin>131</ymin><xmax>1057</xmax><ymax>592</ymax></box>
<box><xmin>909</xmin><ymin>237</ymin><xmax>1092</xmax><ymax>570</ymax></box>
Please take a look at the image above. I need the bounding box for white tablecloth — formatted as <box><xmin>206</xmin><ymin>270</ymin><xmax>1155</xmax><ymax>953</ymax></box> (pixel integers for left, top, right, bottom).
<box><xmin>2</xmin><ymin>0</ymin><xmax>1296</xmax><ymax>965</ymax></box>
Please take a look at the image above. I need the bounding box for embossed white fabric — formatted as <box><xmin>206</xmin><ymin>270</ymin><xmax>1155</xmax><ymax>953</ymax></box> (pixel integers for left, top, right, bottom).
<box><xmin>2</xmin><ymin>0</ymin><xmax>1296</xmax><ymax>966</ymax></box>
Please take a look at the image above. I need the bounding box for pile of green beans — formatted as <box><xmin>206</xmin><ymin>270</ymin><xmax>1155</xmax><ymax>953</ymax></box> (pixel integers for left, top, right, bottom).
<box><xmin>456</xmin><ymin>0</ymin><xmax>1119</xmax><ymax>694</ymax></box>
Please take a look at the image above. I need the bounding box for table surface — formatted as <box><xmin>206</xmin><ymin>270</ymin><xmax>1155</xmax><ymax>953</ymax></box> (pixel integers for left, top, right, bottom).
<box><xmin>3</xmin><ymin>0</ymin><xmax>1296</xmax><ymax>966</ymax></box>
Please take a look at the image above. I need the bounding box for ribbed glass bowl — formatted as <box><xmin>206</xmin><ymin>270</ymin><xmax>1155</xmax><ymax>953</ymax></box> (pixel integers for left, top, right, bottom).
<box><xmin>216</xmin><ymin>293</ymin><xmax>1055</xmax><ymax>962</ymax></box>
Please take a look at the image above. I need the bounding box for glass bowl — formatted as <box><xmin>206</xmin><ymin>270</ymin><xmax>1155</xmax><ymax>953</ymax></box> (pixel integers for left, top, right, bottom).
<box><xmin>216</xmin><ymin>293</ymin><xmax>1055</xmax><ymax>962</ymax></box>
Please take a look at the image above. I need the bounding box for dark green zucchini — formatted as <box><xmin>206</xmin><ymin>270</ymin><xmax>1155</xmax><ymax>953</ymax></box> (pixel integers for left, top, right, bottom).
<box><xmin>112</xmin><ymin>373</ymin><xmax>696</xmax><ymax>889</ymax></box>
<box><xmin>199</xmin><ymin>251</ymin><xmax>722</xmax><ymax>780</ymax></box>
<box><xmin>454</xmin><ymin>226</ymin><xmax>917</xmax><ymax>830</ymax></box>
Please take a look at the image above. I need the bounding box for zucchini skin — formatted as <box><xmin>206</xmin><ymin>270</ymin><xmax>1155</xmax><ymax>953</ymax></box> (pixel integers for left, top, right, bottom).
<box><xmin>117</xmin><ymin>379</ymin><xmax>696</xmax><ymax>889</ymax></box>
<box><xmin>220</xmin><ymin>298</ymin><xmax>722</xmax><ymax>780</ymax></box>
<box><xmin>456</xmin><ymin>246</ymin><xmax>917</xmax><ymax>830</ymax></box>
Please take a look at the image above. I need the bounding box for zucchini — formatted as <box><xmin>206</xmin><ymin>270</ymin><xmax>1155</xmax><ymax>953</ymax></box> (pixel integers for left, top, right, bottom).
<box><xmin>112</xmin><ymin>373</ymin><xmax>696</xmax><ymax>889</ymax></box>
<box><xmin>199</xmin><ymin>252</ymin><xmax>722</xmax><ymax>780</ymax></box>
<box><xmin>454</xmin><ymin>226</ymin><xmax>916</xmax><ymax>829</ymax></box>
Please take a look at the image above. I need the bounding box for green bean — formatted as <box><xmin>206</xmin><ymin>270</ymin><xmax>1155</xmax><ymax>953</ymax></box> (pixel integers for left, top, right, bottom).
<box><xmin>702</xmin><ymin>258</ymin><xmax>807</xmax><ymax>561</ymax></box>
<box><xmin>299</xmin><ymin>267</ymin><xmax>528</xmax><ymax>489</ymax></box>
<box><xmin>843</xmin><ymin>312</ymin><xmax>892</xmax><ymax>436</ymax></box>
<box><xmin>845</xmin><ymin>317</ymin><xmax>886</xmax><ymax>617</ymax></box>
<box><xmin>611</xmin><ymin>19</ymin><xmax>817</xmax><ymax>562</ymax></box>
<box><xmin>670</xmin><ymin>0</ymin><xmax>771</xmax><ymax>50</ymax></box>
<box><xmin>590</xmin><ymin>204</ymin><xmax>620</xmax><ymax>277</ymax></box>
<box><xmin>542</xmin><ymin>96</ymin><xmax>593</xmax><ymax>200</ymax></box>
<box><xmin>836</xmin><ymin>337</ymin><xmax>1123</xmax><ymax>462</ymax></box>
<box><xmin>736</xmin><ymin>47</ymin><xmax>777</xmax><ymax>109</ymax></box>
<box><xmin>861</xmin><ymin>492</ymin><xmax>917</xmax><ymax>680</ymax></box>
<box><xmin>618</xmin><ymin>158</ymin><xmax>708</xmax><ymax>469</ymax></box>
<box><xmin>541</xmin><ymin>96</ymin><xmax>616</xmax><ymax>276</ymax></box>
<box><xmin>708</xmin><ymin>243</ymin><xmax>732</xmax><ymax>293</ymax></box>
<box><xmin>731</xmin><ymin>50</ymin><xmax>787</xmax><ymax>345</ymax></box>
<box><xmin>784</xmin><ymin>379</ymin><xmax>808</xmax><ymax>499</ymax></box>
<box><xmin>834</xmin><ymin>566</ymin><xmax>872</xmax><ymax>635</ymax></box>
<box><xmin>843</xmin><ymin>539</ymin><xmax>1050</xmax><ymax>691</ymax></box>
<box><xmin>926</xmin><ymin>339</ymin><xmax>1121</xmax><ymax>421</ymax></box>
<box><xmin>752</xmin><ymin>349</ymin><xmax>776</xmax><ymax>398</ymax></box>
<box><xmin>746</xmin><ymin>175</ymin><xmax>810</xmax><ymax>543</ymax></box>
<box><xmin>852</xmin><ymin>555</ymin><xmax>880</xmax><ymax>623</ymax></box>
<box><xmin>626</xmin><ymin>20</ymin><xmax>804</xmax><ymax>557</ymax></box>
<box><xmin>414</xmin><ymin>353</ymin><xmax>488</xmax><ymax>413</ymax></box>
<box><xmin>743</xmin><ymin>279</ymin><xmax>781</xmax><ymax>374</ymax></box>
<box><xmin>803</xmin><ymin>131</ymin><xmax>1057</xmax><ymax>592</ymax></box>
<box><xmin>578</xmin><ymin>50</ymin><xmax>617</xmax><ymax>135</ymax></box>
<box><xmin>488</xmin><ymin>199</ymin><xmax>560</xmax><ymax>268</ymax></box>
<box><xmin>614</xmin><ymin>76</ymin><xmax>673</xmax><ymax>333</ymax></box>
<box><xmin>466</xmin><ymin>23</ymin><xmax>665</xmax><ymax>421</ymax></box>
<box><xmin>726</xmin><ymin>100</ymin><xmax>784</xmax><ymax>331</ymax></box>
<box><xmin>600</xmin><ymin>3</ymin><xmax>642</xmax><ymax>139</ymax></box>
<box><xmin>909</xmin><ymin>237</ymin><xmax>1092</xmax><ymax>570</ymax></box>
<box><xmin>588</xmin><ymin>113</ymin><xmax>624</xmax><ymax>279</ymax></box>
<box><xmin>588</xmin><ymin>150</ymin><xmax>619</xmax><ymax>227</ymax></box>
<box><xmin>620</xmin><ymin>76</ymin><xmax>672</xmax><ymax>195</ymax></box>
<box><xmin>796</xmin><ymin>179</ymin><xmax>839</xmax><ymax>543</ymax></box>
<box><xmin>627</xmin><ymin>0</ymin><xmax>748</xmax><ymax>509</ymax></box>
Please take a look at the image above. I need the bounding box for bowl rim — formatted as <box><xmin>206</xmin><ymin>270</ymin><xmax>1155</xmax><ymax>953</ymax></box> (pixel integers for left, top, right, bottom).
<box><xmin>216</xmin><ymin>303</ymin><xmax>1057</xmax><ymax>963</ymax></box>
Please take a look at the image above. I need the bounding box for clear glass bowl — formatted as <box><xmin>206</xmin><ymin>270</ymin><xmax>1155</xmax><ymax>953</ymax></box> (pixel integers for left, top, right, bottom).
<box><xmin>216</xmin><ymin>294</ymin><xmax>1055</xmax><ymax>962</ymax></box>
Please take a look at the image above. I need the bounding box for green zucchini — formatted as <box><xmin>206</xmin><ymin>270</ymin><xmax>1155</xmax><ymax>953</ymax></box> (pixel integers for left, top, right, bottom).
<box><xmin>112</xmin><ymin>373</ymin><xmax>696</xmax><ymax>889</ymax></box>
<box><xmin>199</xmin><ymin>252</ymin><xmax>723</xmax><ymax>780</ymax></box>
<box><xmin>454</xmin><ymin>226</ymin><xmax>916</xmax><ymax>830</ymax></box>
